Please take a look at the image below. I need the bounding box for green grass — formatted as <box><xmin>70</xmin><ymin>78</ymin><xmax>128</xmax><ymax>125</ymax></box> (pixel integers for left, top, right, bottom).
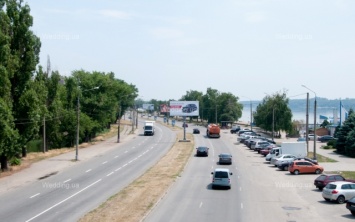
<box><xmin>308</xmin><ymin>152</ymin><xmax>337</xmax><ymax>163</ymax></box>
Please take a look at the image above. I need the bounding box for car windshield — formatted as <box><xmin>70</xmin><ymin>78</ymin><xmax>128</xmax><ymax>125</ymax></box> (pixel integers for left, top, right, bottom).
<box><xmin>325</xmin><ymin>184</ymin><xmax>337</xmax><ymax>189</ymax></box>
<box><xmin>198</xmin><ymin>147</ymin><xmax>207</xmax><ymax>151</ymax></box>
<box><xmin>220</xmin><ymin>154</ymin><xmax>231</xmax><ymax>158</ymax></box>
<box><xmin>145</xmin><ymin>126</ymin><xmax>152</xmax><ymax>130</ymax></box>
<box><xmin>215</xmin><ymin>171</ymin><xmax>228</xmax><ymax>178</ymax></box>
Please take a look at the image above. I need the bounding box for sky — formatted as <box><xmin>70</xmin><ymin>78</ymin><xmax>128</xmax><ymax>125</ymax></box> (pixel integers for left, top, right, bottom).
<box><xmin>27</xmin><ymin>0</ymin><xmax>355</xmax><ymax>102</ymax></box>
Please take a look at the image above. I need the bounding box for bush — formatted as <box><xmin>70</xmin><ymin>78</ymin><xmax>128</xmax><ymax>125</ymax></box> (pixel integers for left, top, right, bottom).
<box><xmin>327</xmin><ymin>140</ymin><xmax>337</xmax><ymax>147</ymax></box>
<box><xmin>9</xmin><ymin>157</ymin><xmax>21</xmax><ymax>166</ymax></box>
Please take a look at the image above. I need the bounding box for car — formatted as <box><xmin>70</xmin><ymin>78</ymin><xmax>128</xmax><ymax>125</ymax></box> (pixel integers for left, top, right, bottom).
<box><xmin>308</xmin><ymin>134</ymin><xmax>316</xmax><ymax>141</ymax></box>
<box><xmin>196</xmin><ymin>146</ymin><xmax>209</xmax><ymax>156</ymax></box>
<box><xmin>289</xmin><ymin>160</ymin><xmax>324</xmax><ymax>175</ymax></box>
<box><xmin>278</xmin><ymin>157</ymin><xmax>318</xmax><ymax>171</ymax></box>
<box><xmin>271</xmin><ymin>154</ymin><xmax>297</xmax><ymax>166</ymax></box>
<box><xmin>211</xmin><ymin>168</ymin><xmax>232</xmax><ymax>189</ymax></box>
<box><xmin>322</xmin><ymin>181</ymin><xmax>355</xmax><ymax>204</ymax></box>
<box><xmin>182</xmin><ymin>123</ymin><xmax>188</xmax><ymax>127</ymax></box>
<box><xmin>318</xmin><ymin>135</ymin><xmax>336</xmax><ymax>143</ymax></box>
<box><xmin>182</xmin><ymin>104</ymin><xmax>197</xmax><ymax>113</ymax></box>
<box><xmin>297</xmin><ymin>137</ymin><xmax>307</xmax><ymax>142</ymax></box>
<box><xmin>218</xmin><ymin>153</ymin><xmax>232</xmax><ymax>165</ymax></box>
<box><xmin>193</xmin><ymin>128</ymin><xmax>200</xmax><ymax>134</ymax></box>
<box><xmin>260</xmin><ymin>146</ymin><xmax>275</xmax><ymax>156</ymax></box>
<box><xmin>251</xmin><ymin>141</ymin><xmax>270</xmax><ymax>151</ymax></box>
<box><xmin>346</xmin><ymin>196</ymin><xmax>355</xmax><ymax>216</ymax></box>
<box><xmin>314</xmin><ymin>174</ymin><xmax>355</xmax><ymax>190</ymax></box>
<box><xmin>238</xmin><ymin>129</ymin><xmax>252</xmax><ymax>136</ymax></box>
<box><xmin>230</xmin><ymin>125</ymin><xmax>241</xmax><ymax>134</ymax></box>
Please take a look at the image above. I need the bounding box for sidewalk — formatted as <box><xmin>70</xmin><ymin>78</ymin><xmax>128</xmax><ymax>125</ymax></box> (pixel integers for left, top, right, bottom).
<box><xmin>0</xmin><ymin>124</ymin><xmax>137</xmax><ymax>195</ymax></box>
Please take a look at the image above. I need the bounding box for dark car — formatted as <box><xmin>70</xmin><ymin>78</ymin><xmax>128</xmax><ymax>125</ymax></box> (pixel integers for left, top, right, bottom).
<box><xmin>182</xmin><ymin>104</ymin><xmax>197</xmax><ymax>113</ymax></box>
<box><xmin>230</xmin><ymin>125</ymin><xmax>241</xmax><ymax>134</ymax></box>
<box><xmin>346</xmin><ymin>196</ymin><xmax>355</xmax><ymax>216</ymax></box>
<box><xmin>196</xmin><ymin>146</ymin><xmax>209</xmax><ymax>156</ymax></box>
<box><xmin>314</xmin><ymin>174</ymin><xmax>355</xmax><ymax>190</ymax></box>
<box><xmin>318</xmin><ymin>135</ymin><xmax>336</xmax><ymax>143</ymax></box>
<box><xmin>218</xmin><ymin>153</ymin><xmax>232</xmax><ymax>165</ymax></box>
<box><xmin>193</xmin><ymin>128</ymin><xmax>200</xmax><ymax>134</ymax></box>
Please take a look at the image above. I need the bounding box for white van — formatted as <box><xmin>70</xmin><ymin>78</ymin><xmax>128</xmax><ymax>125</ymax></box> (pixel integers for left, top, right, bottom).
<box><xmin>211</xmin><ymin>168</ymin><xmax>233</xmax><ymax>189</ymax></box>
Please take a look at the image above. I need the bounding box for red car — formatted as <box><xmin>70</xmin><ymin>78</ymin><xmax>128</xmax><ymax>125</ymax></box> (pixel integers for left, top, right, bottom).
<box><xmin>260</xmin><ymin>144</ymin><xmax>277</xmax><ymax>156</ymax></box>
<box><xmin>314</xmin><ymin>174</ymin><xmax>355</xmax><ymax>190</ymax></box>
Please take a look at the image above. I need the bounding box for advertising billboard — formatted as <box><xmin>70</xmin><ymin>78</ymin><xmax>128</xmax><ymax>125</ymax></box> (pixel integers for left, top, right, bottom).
<box><xmin>160</xmin><ymin>104</ymin><xmax>170</xmax><ymax>114</ymax></box>
<box><xmin>169</xmin><ymin>101</ymin><xmax>199</xmax><ymax>116</ymax></box>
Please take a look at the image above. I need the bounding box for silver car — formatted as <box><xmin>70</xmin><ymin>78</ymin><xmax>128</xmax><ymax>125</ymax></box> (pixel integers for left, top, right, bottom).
<box><xmin>211</xmin><ymin>168</ymin><xmax>233</xmax><ymax>189</ymax></box>
<box><xmin>270</xmin><ymin>154</ymin><xmax>297</xmax><ymax>166</ymax></box>
<box><xmin>322</xmin><ymin>181</ymin><xmax>355</xmax><ymax>204</ymax></box>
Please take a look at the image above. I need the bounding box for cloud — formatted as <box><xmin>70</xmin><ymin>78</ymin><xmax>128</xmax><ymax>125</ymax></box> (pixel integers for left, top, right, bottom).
<box><xmin>244</xmin><ymin>12</ymin><xmax>266</xmax><ymax>23</ymax></box>
<box><xmin>151</xmin><ymin>28</ymin><xmax>184</xmax><ymax>39</ymax></box>
<box><xmin>98</xmin><ymin>10</ymin><xmax>133</xmax><ymax>19</ymax></box>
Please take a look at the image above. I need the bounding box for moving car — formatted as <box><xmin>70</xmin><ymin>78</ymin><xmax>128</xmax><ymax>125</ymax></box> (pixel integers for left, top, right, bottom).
<box><xmin>314</xmin><ymin>174</ymin><xmax>355</xmax><ymax>190</ymax></box>
<box><xmin>193</xmin><ymin>128</ymin><xmax>200</xmax><ymax>134</ymax></box>
<box><xmin>230</xmin><ymin>125</ymin><xmax>241</xmax><ymax>134</ymax></box>
<box><xmin>218</xmin><ymin>153</ymin><xmax>232</xmax><ymax>165</ymax></box>
<box><xmin>289</xmin><ymin>160</ymin><xmax>324</xmax><ymax>175</ymax></box>
<box><xmin>196</xmin><ymin>146</ymin><xmax>209</xmax><ymax>157</ymax></box>
<box><xmin>211</xmin><ymin>168</ymin><xmax>232</xmax><ymax>189</ymax></box>
<box><xmin>322</xmin><ymin>181</ymin><xmax>355</xmax><ymax>204</ymax></box>
<box><xmin>346</xmin><ymin>196</ymin><xmax>355</xmax><ymax>216</ymax></box>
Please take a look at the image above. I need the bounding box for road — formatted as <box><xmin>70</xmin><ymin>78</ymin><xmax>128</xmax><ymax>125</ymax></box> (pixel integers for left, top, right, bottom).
<box><xmin>144</xmin><ymin>127</ymin><xmax>354</xmax><ymax>222</ymax></box>
<box><xmin>0</xmin><ymin>120</ymin><xmax>176</xmax><ymax>222</ymax></box>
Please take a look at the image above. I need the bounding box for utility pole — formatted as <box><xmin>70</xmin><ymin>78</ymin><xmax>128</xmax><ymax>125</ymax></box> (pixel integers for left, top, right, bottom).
<box><xmin>306</xmin><ymin>92</ymin><xmax>309</xmax><ymax>153</ymax></box>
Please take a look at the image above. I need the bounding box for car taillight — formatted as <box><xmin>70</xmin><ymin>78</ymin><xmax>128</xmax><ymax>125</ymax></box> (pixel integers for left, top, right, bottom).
<box><xmin>331</xmin><ymin>190</ymin><xmax>338</xmax><ymax>194</ymax></box>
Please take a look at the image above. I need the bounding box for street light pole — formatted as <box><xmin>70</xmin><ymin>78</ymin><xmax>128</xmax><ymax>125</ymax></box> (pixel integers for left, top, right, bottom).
<box><xmin>305</xmin><ymin>92</ymin><xmax>309</xmax><ymax>154</ymax></box>
<box><xmin>272</xmin><ymin>106</ymin><xmax>275</xmax><ymax>141</ymax></box>
<box><xmin>302</xmin><ymin>85</ymin><xmax>317</xmax><ymax>160</ymax></box>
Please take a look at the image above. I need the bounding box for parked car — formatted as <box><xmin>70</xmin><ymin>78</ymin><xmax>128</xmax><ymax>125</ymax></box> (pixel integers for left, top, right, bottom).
<box><xmin>193</xmin><ymin>128</ymin><xmax>200</xmax><ymax>134</ymax></box>
<box><xmin>346</xmin><ymin>196</ymin><xmax>355</xmax><ymax>216</ymax></box>
<box><xmin>322</xmin><ymin>181</ymin><xmax>355</xmax><ymax>204</ymax></box>
<box><xmin>318</xmin><ymin>135</ymin><xmax>336</xmax><ymax>143</ymax></box>
<box><xmin>230</xmin><ymin>125</ymin><xmax>241</xmax><ymax>134</ymax></box>
<box><xmin>271</xmin><ymin>154</ymin><xmax>297</xmax><ymax>166</ymax></box>
<box><xmin>308</xmin><ymin>134</ymin><xmax>316</xmax><ymax>141</ymax></box>
<box><xmin>260</xmin><ymin>144</ymin><xmax>277</xmax><ymax>156</ymax></box>
<box><xmin>196</xmin><ymin>146</ymin><xmax>209</xmax><ymax>156</ymax></box>
<box><xmin>314</xmin><ymin>174</ymin><xmax>355</xmax><ymax>190</ymax></box>
<box><xmin>297</xmin><ymin>137</ymin><xmax>307</xmax><ymax>142</ymax></box>
<box><xmin>218</xmin><ymin>153</ymin><xmax>232</xmax><ymax>165</ymax></box>
<box><xmin>289</xmin><ymin>160</ymin><xmax>324</xmax><ymax>175</ymax></box>
<box><xmin>211</xmin><ymin>168</ymin><xmax>232</xmax><ymax>189</ymax></box>
<box><xmin>251</xmin><ymin>141</ymin><xmax>270</xmax><ymax>151</ymax></box>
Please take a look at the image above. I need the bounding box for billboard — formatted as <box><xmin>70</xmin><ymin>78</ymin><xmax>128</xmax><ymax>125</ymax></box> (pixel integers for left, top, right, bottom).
<box><xmin>143</xmin><ymin>104</ymin><xmax>154</xmax><ymax>111</ymax></box>
<box><xmin>170</xmin><ymin>101</ymin><xmax>199</xmax><ymax>116</ymax></box>
<box><xmin>160</xmin><ymin>104</ymin><xmax>170</xmax><ymax>113</ymax></box>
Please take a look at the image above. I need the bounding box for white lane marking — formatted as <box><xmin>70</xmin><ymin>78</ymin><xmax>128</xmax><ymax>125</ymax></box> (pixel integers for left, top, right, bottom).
<box><xmin>115</xmin><ymin>167</ymin><xmax>121</xmax><ymax>172</ymax></box>
<box><xmin>138</xmin><ymin>155</ymin><xmax>142</xmax><ymax>158</ymax></box>
<box><xmin>199</xmin><ymin>202</ymin><xmax>203</xmax><ymax>208</ymax></box>
<box><xmin>122</xmin><ymin>164</ymin><xmax>128</xmax><ymax>167</ymax></box>
<box><xmin>128</xmin><ymin>160</ymin><xmax>133</xmax><ymax>164</ymax></box>
<box><xmin>114</xmin><ymin>155</ymin><xmax>119</xmax><ymax>158</ymax></box>
<box><xmin>240</xmin><ymin>187</ymin><xmax>242</xmax><ymax>192</ymax></box>
<box><xmin>86</xmin><ymin>169</ymin><xmax>92</xmax><ymax>173</ymax></box>
<box><xmin>25</xmin><ymin>179</ymin><xmax>102</xmax><ymax>222</ymax></box>
<box><xmin>30</xmin><ymin>193</ymin><xmax>40</xmax><ymax>199</ymax></box>
<box><xmin>133</xmin><ymin>157</ymin><xmax>138</xmax><ymax>161</ymax></box>
<box><xmin>63</xmin><ymin>179</ymin><xmax>71</xmax><ymax>183</ymax></box>
<box><xmin>241</xmin><ymin>203</ymin><xmax>243</xmax><ymax>209</ymax></box>
<box><xmin>102</xmin><ymin>161</ymin><xmax>108</xmax><ymax>165</ymax></box>
<box><xmin>124</xmin><ymin>151</ymin><xmax>128</xmax><ymax>153</ymax></box>
<box><xmin>107</xmin><ymin>172</ymin><xmax>114</xmax><ymax>177</ymax></box>
<box><xmin>132</xmin><ymin>146</ymin><xmax>136</xmax><ymax>149</ymax></box>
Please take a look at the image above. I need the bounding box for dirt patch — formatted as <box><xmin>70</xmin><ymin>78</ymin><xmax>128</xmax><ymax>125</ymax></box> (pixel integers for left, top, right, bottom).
<box><xmin>79</xmin><ymin>131</ymin><xmax>194</xmax><ymax>222</ymax></box>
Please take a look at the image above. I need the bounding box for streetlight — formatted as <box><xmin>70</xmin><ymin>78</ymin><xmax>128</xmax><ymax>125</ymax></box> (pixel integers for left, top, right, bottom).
<box><xmin>76</xmin><ymin>85</ymin><xmax>100</xmax><ymax>161</ymax></box>
<box><xmin>302</xmin><ymin>85</ymin><xmax>317</xmax><ymax>160</ymax></box>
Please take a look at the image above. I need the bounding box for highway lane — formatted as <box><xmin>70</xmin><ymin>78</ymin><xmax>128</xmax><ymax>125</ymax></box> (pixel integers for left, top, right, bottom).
<box><xmin>144</xmin><ymin>127</ymin><xmax>352</xmax><ymax>222</ymax></box>
<box><xmin>0</xmin><ymin>120</ymin><xmax>176</xmax><ymax>222</ymax></box>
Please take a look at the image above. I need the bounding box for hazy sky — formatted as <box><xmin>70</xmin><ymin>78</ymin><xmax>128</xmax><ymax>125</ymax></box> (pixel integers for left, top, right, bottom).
<box><xmin>28</xmin><ymin>0</ymin><xmax>355</xmax><ymax>101</ymax></box>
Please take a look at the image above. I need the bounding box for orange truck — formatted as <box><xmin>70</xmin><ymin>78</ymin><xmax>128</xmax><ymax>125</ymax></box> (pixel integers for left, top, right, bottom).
<box><xmin>206</xmin><ymin>124</ymin><xmax>220</xmax><ymax>138</ymax></box>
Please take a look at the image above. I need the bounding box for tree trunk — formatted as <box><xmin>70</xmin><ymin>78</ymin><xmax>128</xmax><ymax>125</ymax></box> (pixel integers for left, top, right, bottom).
<box><xmin>22</xmin><ymin>146</ymin><xmax>27</xmax><ymax>157</ymax></box>
<box><xmin>0</xmin><ymin>155</ymin><xmax>8</xmax><ymax>172</ymax></box>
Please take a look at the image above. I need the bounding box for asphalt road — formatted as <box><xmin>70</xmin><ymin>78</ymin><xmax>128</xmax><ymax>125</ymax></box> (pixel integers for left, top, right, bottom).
<box><xmin>143</xmin><ymin>127</ymin><xmax>354</xmax><ymax>222</ymax></box>
<box><xmin>0</xmin><ymin>120</ymin><xmax>176</xmax><ymax>222</ymax></box>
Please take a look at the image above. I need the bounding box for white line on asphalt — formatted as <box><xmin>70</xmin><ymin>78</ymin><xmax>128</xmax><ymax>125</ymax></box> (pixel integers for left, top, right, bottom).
<box><xmin>124</xmin><ymin>151</ymin><xmax>128</xmax><ymax>153</ymax></box>
<box><xmin>133</xmin><ymin>157</ymin><xmax>137</xmax><ymax>161</ymax></box>
<box><xmin>30</xmin><ymin>193</ymin><xmax>40</xmax><ymax>199</ymax></box>
<box><xmin>25</xmin><ymin>179</ymin><xmax>102</xmax><ymax>222</ymax></box>
<box><xmin>138</xmin><ymin>155</ymin><xmax>142</xmax><ymax>158</ymax></box>
<box><xmin>132</xmin><ymin>146</ymin><xmax>135</xmax><ymax>149</ymax></box>
<box><xmin>115</xmin><ymin>167</ymin><xmax>121</xmax><ymax>171</ymax></box>
<box><xmin>122</xmin><ymin>164</ymin><xmax>128</xmax><ymax>167</ymax></box>
<box><xmin>241</xmin><ymin>203</ymin><xmax>243</xmax><ymax>209</ymax></box>
<box><xmin>114</xmin><ymin>155</ymin><xmax>119</xmax><ymax>158</ymax></box>
<box><xmin>240</xmin><ymin>187</ymin><xmax>242</xmax><ymax>192</ymax></box>
<box><xmin>128</xmin><ymin>160</ymin><xmax>133</xmax><ymax>164</ymax></box>
<box><xmin>102</xmin><ymin>161</ymin><xmax>108</xmax><ymax>164</ymax></box>
<box><xmin>86</xmin><ymin>169</ymin><xmax>92</xmax><ymax>173</ymax></box>
<box><xmin>63</xmin><ymin>179</ymin><xmax>71</xmax><ymax>183</ymax></box>
<box><xmin>238</xmin><ymin>176</ymin><xmax>240</xmax><ymax>179</ymax></box>
<box><xmin>199</xmin><ymin>202</ymin><xmax>203</xmax><ymax>208</ymax></box>
<box><xmin>107</xmin><ymin>172</ymin><xmax>114</xmax><ymax>177</ymax></box>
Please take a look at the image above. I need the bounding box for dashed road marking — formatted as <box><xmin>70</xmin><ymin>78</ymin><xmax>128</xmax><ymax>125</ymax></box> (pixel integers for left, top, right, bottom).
<box><xmin>63</xmin><ymin>179</ymin><xmax>71</xmax><ymax>183</ymax></box>
<box><xmin>30</xmin><ymin>193</ymin><xmax>40</xmax><ymax>199</ymax></box>
<box><xmin>86</xmin><ymin>169</ymin><xmax>92</xmax><ymax>173</ymax></box>
<box><xmin>102</xmin><ymin>161</ymin><xmax>108</xmax><ymax>165</ymax></box>
<box><xmin>106</xmin><ymin>172</ymin><xmax>114</xmax><ymax>177</ymax></box>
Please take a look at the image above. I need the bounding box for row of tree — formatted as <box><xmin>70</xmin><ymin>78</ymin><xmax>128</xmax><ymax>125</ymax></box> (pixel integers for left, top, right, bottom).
<box><xmin>0</xmin><ymin>1</ymin><xmax>137</xmax><ymax>170</ymax></box>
